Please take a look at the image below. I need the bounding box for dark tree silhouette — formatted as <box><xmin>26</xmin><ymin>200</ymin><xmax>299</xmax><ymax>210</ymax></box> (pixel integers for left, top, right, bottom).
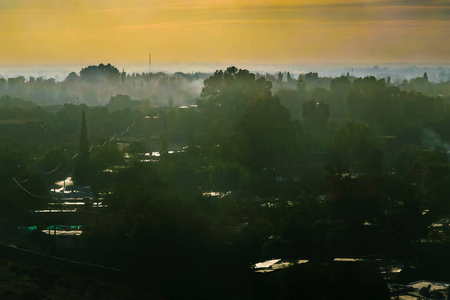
<box><xmin>278</xmin><ymin>71</ymin><xmax>283</xmax><ymax>82</ymax></box>
<box><xmin>286</xmin><ymin>72</ymin><xmax>292</xmax><ymax>82</ymax></box>
<box><xmin>79</xmin><ymin>63</ymin><xmax>120</xmax><ymax>83</ymax></box>
<box><xmin>327</xmin><ymin>120</ymin><xmax>385</xmax><ymax>173</ymax></box>
<box><xmin>302</xmin><ymin>99</ymin><xmax>329</xmax><ymax>135</ymax></box>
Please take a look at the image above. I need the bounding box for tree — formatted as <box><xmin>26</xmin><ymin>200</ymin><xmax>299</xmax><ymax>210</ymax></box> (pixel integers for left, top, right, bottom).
<box><xmin>222</xmin><ymin>96</ymin><xmax>303</xmax><ymax>177</ymax></box>
<box><xmin>36</xmin><ymin>147</ymin><xmax>70</xmax><ymax>185</ymax></box>
<box><xmin>73</xmin><ymin>109</ymin><xmax>92</xmax><ymax>185</ymax></box>
<box><xmin>65</xmin><ymin>71</ymin><xmax>79</xmax><ymax>83</ymax></box>
<box><xmin>90</xmin><ymin>141</ymin><xmax>124</xmax><ymax>172</ymax></box>
<box><xmin>327</xmin><ymin>120</ymin><xmax>385</xmax><ymax>173</ymax></box>
<box><xmin>276</xmin><ymin>88</ymin><xmax>303</xmax><ymax>120</ymax></box>
<box><xmin>79</xmin><ymin>63</ymin><xmax>120</xmax><ymax>83</ymax></box>
<box><xmin>0</xmin><ymin>147</ymin><xmax>47</xmax><ymax>219</ymax></box>
<box><xmin>309</xmin><ymin>87</ymin><xmax>329</xmax><ymax>103</ymax></box>
<box><xmin>0</xmin><ymin>78</ymin><xmax>6</xmax><ymax>96</ymax></box>
<box><xmin>347</xmin><ymin>76</ymin><xmax>405</xmax><ymax>132</ymax></box>
<box><xmin>57</xmin><ymin>87</ymin><xmax>74</xmax><ymax>104</ymax></box>
<box><xmin>121</xmin><ymin>69</ymin><xmax>126</xmax><ymax>84</ymax></box>
<box><xmin>302</xmin><ymin>99</ymin><xmax>329</xmax><ymax>135</ymax></box>
<box><xmin>330</xmin><ymin>76</ymin><xmax>351</xmax><ymax>107</ymax></box>
<box><xmin>107</xmin><ymin>94</ymin><xmax>135</xmax><ymax>111</ymax></box>
<box><xmin>296</xmin><ymin>77</ymin><xmax>308</xmax><ymax>103</ymax></box>
<box><xmin>278</xmin><ymin>72</ymin><xmax>284</xmax><ymax>82</ymax></box>
<box><xmin>328</xmin><ymin>169</ymin><xmax>385</xmax><ymax>223</ymax></box>
<box><xmin>198</xmin><ymin>66</ymin><xmax>273</xmax><ymax>144</ymax></box>
<box><xmin>286</xmin><ymin>72</ymin><xmax>292</xmax><ymax>83</ymax></box>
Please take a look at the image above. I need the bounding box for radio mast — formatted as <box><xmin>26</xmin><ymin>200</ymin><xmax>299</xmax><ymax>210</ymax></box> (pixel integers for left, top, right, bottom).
<box><xmin>149</xmin><ymin>53</ymin><xmax>152</xmax><ymax>74</ymax></box>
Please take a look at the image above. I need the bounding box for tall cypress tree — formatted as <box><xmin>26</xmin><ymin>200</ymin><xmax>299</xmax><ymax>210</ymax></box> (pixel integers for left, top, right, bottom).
<box><xmin>79</xmin><ymin>109</ymin><xmax>90</xmax><ymax>162</ymax></box>
<box><xmin>73</xmin><ymin>109</ymin><xmax>90</xmax><ymax>185</ymax></box>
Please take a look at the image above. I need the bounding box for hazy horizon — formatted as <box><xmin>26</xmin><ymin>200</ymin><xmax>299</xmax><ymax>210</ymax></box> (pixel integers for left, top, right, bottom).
<box><xmin>1</xmin><ymin>62</ymin><xmax>449</xmax><ymax>84</ymax></box>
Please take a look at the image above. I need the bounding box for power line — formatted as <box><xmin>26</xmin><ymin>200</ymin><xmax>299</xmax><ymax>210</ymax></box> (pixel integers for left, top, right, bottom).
<box><xmin>13</xmin><ymin>177</ymin><xmax>125</xmax><ymax>217</ymax></box>
<box><xmin>12</xmin><ymin>177</ymin><xmax>50</xmax><ymax>199</ymax></box>
<box><xmin>39</xmin><ymin>162</ymin><xmax>62</xmax><ymax>175</ymax></box>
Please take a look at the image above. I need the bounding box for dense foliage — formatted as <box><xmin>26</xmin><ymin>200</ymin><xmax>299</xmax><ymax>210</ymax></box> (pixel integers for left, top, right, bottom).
<box><xmin>1</xmin><ymin>65</ymin><xmax>450</xmax><ymax>299</ymax></box>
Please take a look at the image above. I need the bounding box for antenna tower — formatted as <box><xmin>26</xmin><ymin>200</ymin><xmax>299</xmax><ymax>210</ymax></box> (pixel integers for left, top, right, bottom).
<box><xmin>149</xmin><ymin>53</ymin><xmax>152</xmax><ymax>74</ymax></box>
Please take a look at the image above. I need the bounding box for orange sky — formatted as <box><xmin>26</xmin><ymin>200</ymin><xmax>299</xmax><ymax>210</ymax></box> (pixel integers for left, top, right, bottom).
<box><xmin>0</xmin><ymin>0</ymin><xmax>448</xmax><ymax>68</ymax></box>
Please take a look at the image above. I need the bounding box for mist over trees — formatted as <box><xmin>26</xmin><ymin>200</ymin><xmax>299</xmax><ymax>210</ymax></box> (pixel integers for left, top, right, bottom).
<box><xmin>0</xmin><ymin>63</ymin><xmax>209</xmax><ymax>107</ymax></box>
<box><xmin>1</xmin><ymin>63</ymin><xmax>450</xmax><ymax>299</ymax></box>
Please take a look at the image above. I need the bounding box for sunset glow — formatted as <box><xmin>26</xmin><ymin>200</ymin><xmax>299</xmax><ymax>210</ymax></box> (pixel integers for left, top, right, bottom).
<box><xmin>0</xmin><ymin>0</ymin><xmax>448</xmax><ymax>67</ymax></box>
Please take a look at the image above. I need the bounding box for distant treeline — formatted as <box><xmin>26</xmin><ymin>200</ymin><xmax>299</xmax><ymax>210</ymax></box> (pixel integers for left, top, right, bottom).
<box><xmin>0</xmin><ymin>63</ymin><xmax>449</xmax><ymax>108</ymax></box>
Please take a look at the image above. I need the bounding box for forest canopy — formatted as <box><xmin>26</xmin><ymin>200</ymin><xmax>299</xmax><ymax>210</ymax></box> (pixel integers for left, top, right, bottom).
<box><xmin>1</xmin><ymin>64</ymin><xmax>450</xmax><ymax>299</ymax></box>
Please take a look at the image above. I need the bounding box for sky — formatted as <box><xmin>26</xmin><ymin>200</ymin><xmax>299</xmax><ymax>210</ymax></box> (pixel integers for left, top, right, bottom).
<box><xmin>0</xmin><ymin>0</ymin><xmax>449</xmax><ymax>70</ymax></box>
